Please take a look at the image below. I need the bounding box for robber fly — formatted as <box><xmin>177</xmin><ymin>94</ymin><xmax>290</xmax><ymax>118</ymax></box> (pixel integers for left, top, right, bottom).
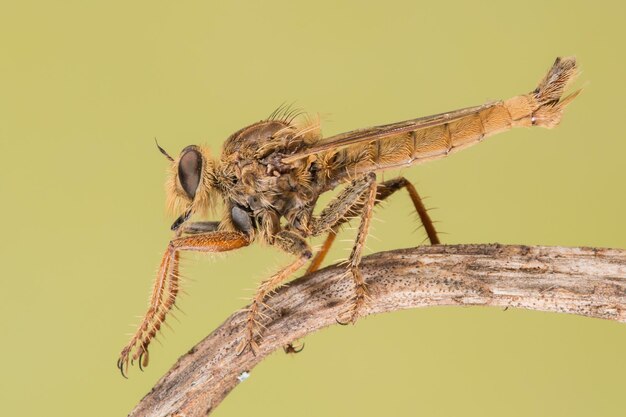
<box><xmin>118</xmin><ymin>57</ymin><xmax>579</xmax><ymax>376</ymax></box>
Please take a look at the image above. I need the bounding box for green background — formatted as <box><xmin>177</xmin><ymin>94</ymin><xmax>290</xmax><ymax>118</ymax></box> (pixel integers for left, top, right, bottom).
<box><xmin>1</xmin><ymin>1</ymin><xmax>625</xmax><ymax>416</ymax></box>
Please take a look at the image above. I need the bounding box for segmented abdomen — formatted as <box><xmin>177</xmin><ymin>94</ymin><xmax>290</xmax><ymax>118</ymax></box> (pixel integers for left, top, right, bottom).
<box><xmin>323</xmin><ymin>57</ymin><xmax>579</xmax><ymax>180</ymax></box>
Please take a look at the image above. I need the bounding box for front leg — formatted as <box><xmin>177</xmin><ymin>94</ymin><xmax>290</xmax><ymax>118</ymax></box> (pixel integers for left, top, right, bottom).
<box><xmin>179</xmin><ymin>221</ymin><xmax>220</xmax><ymax>234</ymax></box>
<box><xmin>236</xmin><ymin>230</ymin><xmax>312</xmax><ymax>355</ymax></box>
<box><xmin>117</xmin><ymin>231</ymin><xmax>250</xmax><ymax>377</ymax></box>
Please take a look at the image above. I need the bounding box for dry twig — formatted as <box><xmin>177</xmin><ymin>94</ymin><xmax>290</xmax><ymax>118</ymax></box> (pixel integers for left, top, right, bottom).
<box><xmin>128</xmin><ymin>244</ymin><xmax>626</xmax><ymax>417</ymax></box>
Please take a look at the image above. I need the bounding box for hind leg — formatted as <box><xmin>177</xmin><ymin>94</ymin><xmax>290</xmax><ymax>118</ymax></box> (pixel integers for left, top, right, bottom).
<box><xmin>375</xmin><ymin>177</ymin><xmax>439</xmax><ymax>244</ymax></box>
<box><xmin>337</xmin><ymin>173</ymin><xmax>378</xmax><ymax>324</ymax></box>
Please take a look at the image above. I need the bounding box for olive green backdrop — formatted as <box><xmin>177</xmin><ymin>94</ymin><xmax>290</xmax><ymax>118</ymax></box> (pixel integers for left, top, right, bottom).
<box><xmin>1</xmin><ymin>1</ymin><xmax>625</xmax><ymax>416</ymax></box>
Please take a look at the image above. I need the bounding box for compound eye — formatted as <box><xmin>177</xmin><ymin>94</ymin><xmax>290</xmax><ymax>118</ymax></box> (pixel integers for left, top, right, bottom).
<box><xmin>178</xmin><ymin>147</ymin><xmax>203</xmax><ymax>199</ymax></box>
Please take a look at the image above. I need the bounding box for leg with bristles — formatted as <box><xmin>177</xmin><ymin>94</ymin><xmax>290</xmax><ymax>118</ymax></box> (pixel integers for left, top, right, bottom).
<box><xmin>375</xmin><ymin>177</ymin><xmax>440</xmax><ymax>245</ymax></box>
<box><xmin>305</xmin><ymin>175</ymin><xmax>378</xmax><ymax>276</ymax></box>
<box><xmin>117</xmin><ymin>231</ymin><xmax>250</xmax><ymax>377</ymax></box>
<box><xmin>236</xmin><ymin>230</ymin><xmax>312</xmax><ymax>356</ymax></box>
<box><xmin>180</xmin><ymin>221</ymin><xmax>220</xmax><ymax>234</ymax></box>
<box><xmin>283</xmin><ymin>228</ymin><xmax>337</xmax><ymax>355</ymax></box>
<box><xmin>306</xmin><ymin>229</ymin><xmax>338</xmax><ymax>274</ymax></box>
<box><xmin>309</xmin><ymin>175</ymin><xmax>377</xmax><ymax>236</ymax></box>
<box><xmin>307</xmin><ymin>176</ymin><xmax>439</xmax><ymax>274</ymax></box>
<box><xmin>337</xmin><ymin>173</ymin><xmax>378</xmax><ymax>324</ymax></box>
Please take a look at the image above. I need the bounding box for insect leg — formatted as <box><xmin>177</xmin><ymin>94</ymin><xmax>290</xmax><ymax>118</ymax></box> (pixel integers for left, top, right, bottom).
<box><xmin>117</xmin><ymin>231</ymin><xmax>250</xmax><ymax>377</ymax></box>
<box><xmin>290</xmin><ymin>228</ymin><xmax>337</xmax><ymax>355</ymax></box>
<box><xmin>180</xmin><ymin>221</ymin><xmax>220</xmax><ymax>234</ymax></box>
<box><xmin>338</xmin><ymin>173</ymin><xmax>378</xmax><ymax>324</ymax></box>
<box><xmin>305</xmin><ymin>229</ymin><xmax>337</xmax><ymax>274</ymax></box>
<box><xmin>236</xmin><ymin>230</ymin><xmax>312</xmax><ymax>356</ymax></box>
<box><xmin>306</xmin><ymin>176</ymin><xmax>438</xmax><ymax>274</ymax></box>
<box><xmin>309</xmin><ymin>176</ymin><xmax>376</xmax><ymax>236</ymax></box>
<box><xmin>375</xmin><ymin>177</ymin><xmax>440</xmax><ymax>244</ymax></box>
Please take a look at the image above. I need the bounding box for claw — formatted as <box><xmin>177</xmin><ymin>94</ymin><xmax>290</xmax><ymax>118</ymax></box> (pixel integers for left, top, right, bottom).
<box><xmin>235</xmin><ymin>340</ymin><xmax>245</xmax><ymax>356</ymax></box>
<box><xmin>117</xmin><ymin>347</ymin><xmax>131</xmax><ymax>378</ymax></box>
<box><xmin>335</xmin><ymin>267</ymin><xmax>369</xmax><ymax>326</ymax></box>
<box><xmin>336</xmin><ymin>299</ymin><xmax>362</xmax><ymax>325</ymax></box>
<box><xmin>236</xmin><ymin>337</ymin><xmax>258</xmax><ymax>356</ymax></box>
<box><xmin>284</xmin><ymin>342</ymin><xmax>305</xmax><ymax>354</ymax></box>
<box><xmin>117</xmin><ymin>357</ymin><xmax>128</xmax><ymax>379</ymax></box>
<box><xmin>335</xmin><ymin>317</ymin><xmax>350</xmax><ymax>326</ymax></box>
<box><xmin>134</xmin><ymin>345</ymin><xmax>150</xmax><ymax>371</ymax></box>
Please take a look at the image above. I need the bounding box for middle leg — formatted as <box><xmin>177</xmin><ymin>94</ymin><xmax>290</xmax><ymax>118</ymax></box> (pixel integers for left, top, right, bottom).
<box><xmin>307</xmin><ymin>176</ymin><xmax>439</xmax><ymax>274</ymax></box>
<box><xmin>236</xmin><ymin>230</ymin><xmax>312</xmax><ymax>355</ymax></box>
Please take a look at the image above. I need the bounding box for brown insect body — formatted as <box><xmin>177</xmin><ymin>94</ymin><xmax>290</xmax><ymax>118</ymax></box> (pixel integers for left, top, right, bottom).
<box><xmin>118</xmin><ymin>57</ymin><xmax>580</xmax><ymax>376</ymax></box>
<box><xmin>215</xmin><ymin>119</ymin><xmax>325</xmax><ymax>241</ymax></box>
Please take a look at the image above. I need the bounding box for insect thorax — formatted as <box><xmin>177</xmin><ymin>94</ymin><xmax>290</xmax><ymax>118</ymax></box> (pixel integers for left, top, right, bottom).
<box><xmin>216</xmin><ymin>120</ymin><xmax>324</xmax><ymax>241</ymax></box>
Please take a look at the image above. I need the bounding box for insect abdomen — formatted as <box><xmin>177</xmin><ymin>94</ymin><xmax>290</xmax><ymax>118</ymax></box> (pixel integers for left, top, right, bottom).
<box><xmin>328</xmin><ymin>57</ymin><xmax>579</xmax><ymax>178</ymax></box>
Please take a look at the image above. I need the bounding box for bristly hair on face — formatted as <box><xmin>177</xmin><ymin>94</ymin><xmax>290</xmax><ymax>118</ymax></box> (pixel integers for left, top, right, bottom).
<box><xmin>165</xmin><ymin>145</ymin><xmax>217</xmax><ymax>219</ymax></box>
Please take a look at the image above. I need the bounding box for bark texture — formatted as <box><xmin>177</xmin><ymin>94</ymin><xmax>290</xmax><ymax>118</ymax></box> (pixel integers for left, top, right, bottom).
<box><xmin>128</xmin><ymin>244</ymin><xmax>626</xmax><ymax>417</ymax></box>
